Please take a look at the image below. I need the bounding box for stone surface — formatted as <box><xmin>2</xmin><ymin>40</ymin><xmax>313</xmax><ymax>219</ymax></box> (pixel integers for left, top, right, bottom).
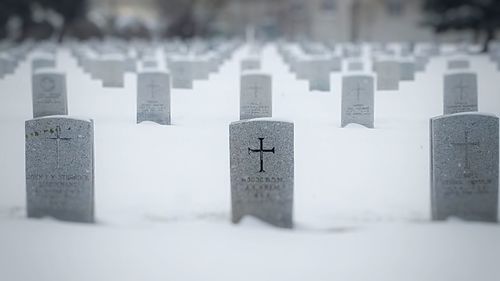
<box><xmin>25</xmin><ymin>116</ymin><xmax>95</xmax><ymax>223</ymax></box>
<box><xmin>430</xmin><ymin>113</ymin><xmax>498</xmax><ymax>222</ymax></box>
<box><xmin>98</xmin><ymin>55</ymin><xmax>125</xmax><ymax>87</ymax></box>
<box><xmin>443</xmin><ymin>72</ymin><xmax>478</xmax><ymax>115</ymax></box>
<box><xmin>137</xmin><ymin>71</ymin><xmax>171</xmax><ymax>125</ymax></box>
<box><xmin>341</xmin><ymin>75</ymin><xmax>375</xmax><ymax>128</ymax></box>
<box><xmin>400</xmin><ymin>61</ymin><xmax>415</xmax><ymax>81</ymax></box>
<box><xmin>240</xmin><ymin>73</ymin><xmax>272</xmax><ymax>120</ymax></box>
<box><xmin>230</xmin><ymin>119</ymin><xmax>294</xmax><ymax>228</ymax></box>
<box><xmin>31</xmin><ymin>55</ymin><xmax>56</xmax><ymax>72</ymax></box>
<box><xmin>375</xmin><ymin>60</ymin><xmax>400</xmax><ymax>90</ymax></box>
<box><xmin>347</xmin><ymin>61</ymin><xmax>363</xmax><ymax>71</ymax></box>
<box><xmin>448</xmin><ymin>59</ymin><xmax>470</xmax><ymax>70</ymax></box>
<box><xmin>170</xmin><ymin>59</ymin><xmax>193</xmax><ymax>89</ymax></box>
<box><xmin>308</xmin><ymin>59</ymin><xmax>331</xmax><ymax>91</ymax></box>
<box><xmin>240</xmin><ymin>58</ymin><xmax>261</xmax><ymax>71</ymax></box>
<box><xmin>32</xmin><ymin>70</ymin><xmax>68</xmax><ymax>118</ymax></box>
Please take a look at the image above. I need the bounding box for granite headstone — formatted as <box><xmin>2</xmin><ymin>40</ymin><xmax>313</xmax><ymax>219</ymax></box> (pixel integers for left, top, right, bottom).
<box><xmin>230</xmin><ymin>119</ymin><xmax>294</xmax><ymax>228</ymax></box>
<box><xmin>25</xmin><ymin>116</ymin><xmax>95</xmax><ymax>223</ymax></box>
<box><xmin>430</xmin><ymin>113</ymin><xmax>498</xmax><ymax>222</ymax></box>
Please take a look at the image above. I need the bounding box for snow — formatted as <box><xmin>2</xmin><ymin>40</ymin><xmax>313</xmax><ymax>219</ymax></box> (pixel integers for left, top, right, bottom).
<box><xmin>0</xmin><ymin>44</ymin><xmax>499</xmax><ymax>281</ymax></box>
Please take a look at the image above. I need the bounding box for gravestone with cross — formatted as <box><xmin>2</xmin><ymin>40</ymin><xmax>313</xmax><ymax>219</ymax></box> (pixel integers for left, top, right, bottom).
<box><xmin>240</xmin><ymin>72</ymin><xmax>272</xmax><ymax>120</ymax></box>
<box><xmin>443</xmin><ymin>72</ymin><xmax>478</xmax><ymax>115</ymax></box>
<box><xmin>341</xmin><ymin>75</ymin><xmax>375</xmax><ymax>128</ymax></box>
<box><xmin>374</xmin><ymin>60</ymin><xmax>400</xmax><ymax>91</ymax></box>
<box><xmin>137</xmin><ymin>71</ymin><xmax>171</xmax><ymax>125</ymax></box>
<box><xmin>229</xmin><ymin>119</ymin><xmax>294</xmax><ymax>228</ymax></box>
<box><xmin>430</xmin><ymin>113</ymin><xmax>498</xmax><ymax>222</ymax></box>
<box><xmin>25</xmin><ymin>116</ymin><xmax>95</xmax><ymax>223</ymax></box>
<box><xmin>32</xmin><ymin>70</ymin><xmax>68</xmax><ymax>118</ymax></box>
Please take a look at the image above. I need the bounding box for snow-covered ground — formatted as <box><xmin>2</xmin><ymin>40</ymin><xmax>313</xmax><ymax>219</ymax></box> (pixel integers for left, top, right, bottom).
<box><xmin>0</xmin><ymin>44</ymin><xmax>499</xmax><ymax>281</ymax></box>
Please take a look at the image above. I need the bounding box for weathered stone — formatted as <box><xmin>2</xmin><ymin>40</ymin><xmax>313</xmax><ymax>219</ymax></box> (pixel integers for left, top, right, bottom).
<box><xmin>341</xmin><ymin>75</ymin><xmax>375</xmax><ymax>128</ymax></box>
<box><xmin>240</xmin><ymin>73</ymin><xmax>272</xmax><ymax>120</ymax></box>
<box><xmin>443</xmin><ymin>72</ymin><xmax>478</xmax><ymax>115</ymax></box>
<box><xmin>430</xmin><ymin>113</ymin><xmax>498</xmax><ymax>222</ymax></box>
<box><xmin>32</xmin><ymin>70</ymin><xmax>68</xmax><ymax>118</ymax></box>
<box><xmin>137</xmin><ymin>71</ymin><xmax>171</xmax><ymax>125</ymax></box>
<box><xmin>230</xmin><ymin>119</ymin><xmax>294</xmax><ymax>228</ymax></box>
<box><xmin>25</xmin><ymin>116</ymin><xmax>95</xmax><ymax>223</ymax></box>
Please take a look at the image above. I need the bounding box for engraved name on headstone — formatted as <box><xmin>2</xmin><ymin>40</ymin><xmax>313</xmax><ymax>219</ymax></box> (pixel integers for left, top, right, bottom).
<box><xmin>32</xmin><ymin>70</ymin><xmax>68</xmax><ymax>118</ymax></box>
<box><xmin>137</xmin><ymin>71</ymin><xmax>171</xmax><ymax>125</ymax></box>
<box><xmin>341</xmin><ymin>75</ymin><xmax>375</xmax><ymax>128</ymax></box>
<box><xmin>430</xmin><ymin>113</ymin><xmax>498</xmax><ymax>222</ymax></box>
<box><xmin>25</xmin><ymin>117</ymin><xmax>95</xmax><ymax>223</ymax></box>
<box><xmin>443</xmin><ymin>72</ymin><xmax>478</xmax><ymax>115</ymax></box>
<box><xmin>230</xmin><ymin>119</ymin><xmax>294</xmax><ymax>228</ymax></box>
<box><xmin>240</xmin><ymin>73</ymin><xmax>272</xmax><ymax>120</ymax></box>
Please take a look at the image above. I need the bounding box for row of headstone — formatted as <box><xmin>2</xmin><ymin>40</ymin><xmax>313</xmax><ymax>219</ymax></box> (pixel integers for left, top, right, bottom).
<box><xmin>24</xmin><ymin>112</ymin><xmax>498</xmax><ymax>226</ymax></box>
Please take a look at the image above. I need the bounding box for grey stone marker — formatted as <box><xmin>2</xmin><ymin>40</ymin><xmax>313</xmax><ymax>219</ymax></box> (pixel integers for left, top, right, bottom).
<box><xmin>341</xmin><ymin>75</ymin><xmax>375</xmax><ymax>128</ymax></box>
<box><xmin>347</xmin><ymin>61</ymin><xmax>363</xmax><ymax>71</ymax></box>
<box><xmin>400</xmin><ymin>61</ymin><xmax>415</xmax><ymax>81</ymax></box>
<box><xmin>99</xmin><ymin>55</ymin><xmax>125</xmax><ymax>87</ymax></box>
<box><xmin>374</xmin><ymin>60</ymin><xmax>400</xmax><ymax>91</ymax></box>
<box><xmin>241</xmin><ymin>57</ymin><xmax>261</xmax><ymax>71</ymax></box>
<box><xmin>32</xmin><ymin>55</ymin><xmax>56</xmax><ymax>72</ymax></box>
<box><xmin>170</xmin><ymin>60</ymin><xmax>193</xmax><ymax>89</ymax></box>
<box><xmin>448</xmin><ymin>59</ymin><xmax>470</xmax><ymax>70</ymax></box>
<box><xmin>230</xmin><ymin>119</ymin><xmax>294</xmax><ymax>228</ymax></box>
<box><xmin>443</xmin><ymin>72</ymin><xmax>478</xmax><ymax>115</ymax></box>
<box><xmin>25</xmin><ymin>116</ymin><xmax>95</xmax><ymax>223</ymax></box>
<box><xmin>308</xmin><ymin>59</ymin><xmax>331</xmax><ymax>91</ymax></box>
<box><xmin>430</xmin><ymin>113</ymin><xmax>498</xmax><ymax>222</ymax></box>
<box><xmin>137</xmin><ymin>71</ymin><xmax>171</xmax><ymax>125</ymax></box>
<box><xmin>240</xmin><ymin>73</ymin><xmax>272</xmax><ymax>120</ymax></box>
<box><xmin>32</xmin><ymin>70</ymin><xmax>68</xmax><ymax>118</ymax></box>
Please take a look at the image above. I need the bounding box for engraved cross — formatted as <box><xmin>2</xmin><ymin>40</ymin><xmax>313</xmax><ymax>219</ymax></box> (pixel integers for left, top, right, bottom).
<box><xmin>451</xmin><ymin>130</ymin><xmax>479</xmax><ymax>175</ymax></box>
<box><xmin>48</xmin><ymin>126</ymin><xmax>72</xmax><ymax>169</ymax></box>
<box><xmin>248</xmin><ymin>137</ymin><xmax>275</xmax><ymax>173</ymax></box>
<box><xmin>454</xmin><ymin>79</ymin><xmax>469</xmax><ymax>102</ymax></box>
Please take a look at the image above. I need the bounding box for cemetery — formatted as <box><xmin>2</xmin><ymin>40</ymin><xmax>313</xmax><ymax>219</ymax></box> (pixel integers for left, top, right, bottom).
<box><xmin>0</xmin><ymin>0</ymin><xmax>499</xmax><ymax>281</ymax></box>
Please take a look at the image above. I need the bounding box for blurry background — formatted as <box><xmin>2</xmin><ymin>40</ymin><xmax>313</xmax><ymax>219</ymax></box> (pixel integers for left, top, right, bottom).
<box><xmin>0</xmin><ymin>0</ymin><xmax>499</xmax><ymax>49</ymax></box>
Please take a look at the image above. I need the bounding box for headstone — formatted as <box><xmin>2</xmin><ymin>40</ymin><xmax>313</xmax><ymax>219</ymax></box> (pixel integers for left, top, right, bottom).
<box><xmin>443</xmin><ymin>72</ymin><xmax>478</xmax><ymax>115</ymax></box>
<box><xmin>99</xmin><ymin>54</ymin><xmax>125</xmax><ymax>87</ymax></box>
<box><xmin>374</xmin><ymin>60</ymin><xmax>400</xmax><ymax>90</ymax></box>
<box><xmin>25</xmin><ymin>116</ymin><xmax>95</xmax><ymax>223</ymax></box>
<box><xmin>448</xmin><ymin>59</ymin><xmax>470</xmax><ymax>70</ymax></box>
<box><xmin>230</xmin><ymin>119</ymin><xmax>294</xmax><ymax>228</ymax></box>
<box><xmin>341</xmin><ymin>75</ymin><xmax>375</xmax><ymax>128</ymax></box>
<box><xmin>347</xmin><ymin>60</ymin><xmax>363</xmax><ymax>71</ymax></box>
<box><xmin>32</xmin><ymin>70</ymin><xmax>68</xmax><ymax>118</ymax></box>
<box><xmin>32</xmin><ymin>54</ymin><xmax>56</xmax><ymax>72</ymax></box>
<box><xmin>241</xmin><ymin>57</ymin><xmax>261</xmax><ymax>71</ymax></box>
<box><xmin>430</xmin><ymin>113</ymin><xmax>498</xmax><ymax>222</ymax></box>
<box><xmin>400</xmin><ymin>61</ymin><xmax>416</xmax><ymax>81</ymax></box>
<box><xmin>170</xmin><ymin>59</ymin><xmax>193</xmax><ymax>89</ymax></box>
<box><xmin>308</xmin><ymin>59</ymin><xmax>331</xmax><ymax>91</ymax></box>
<box><xmin>240</xmin><ymin>73</ymin><xmax>272</xmax><ymax>120</ymax></box>
<box><xmin>137</xmin><ymin>71</ymin><xmax>171</xmax><ymax>125</ymax></box>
